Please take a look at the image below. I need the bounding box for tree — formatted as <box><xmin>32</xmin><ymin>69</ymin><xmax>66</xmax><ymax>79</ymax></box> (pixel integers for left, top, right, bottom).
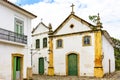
<box><xmin>89</xmin><ymin>15</ymin><xmax>98</xmax><ymax>23</ymax></box>
<box><xmin>89</xmin><ymin>13</ymin><xmax>102</xmax><ymax>29</ymax></box>
<box><xmin>112</xmin><ymin>37</ymin><xmax>120</xmax><ymax>70</ymax></box>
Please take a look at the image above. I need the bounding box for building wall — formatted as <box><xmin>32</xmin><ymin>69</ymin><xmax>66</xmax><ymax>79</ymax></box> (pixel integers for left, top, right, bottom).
<box><xmin>0</xmin><ymin>43</ymin><xmax>28</xmax><ymax>80</ymax></box>
<box><xmin>0</xmin><ymin>3</ymin><xmax>30</xmax><ymax>36</ymax></box>
<box><xmin>0</xmin><ymin>2</ymin><xmax>32</xmax><ymax>79</ymax></box>
<box><xmin>102</xmin><ymin>35</ymin><xmax>115</xmax><ymax>74</ymax></box>
<box><xmin>33</xmin><ymin>24</ymin><xmax>48</xmax><ymax>35</ymax></box>
<box><xmin>55</xmin><ymin>18</ymin><xmax>91</xmax><ymax>35</ymax></box>
<box><xmin>32</xmin><ymin>32</ymin><xmax>49</xmax><ymax>74</ymax></box>
<box><xmin>53</xmin><ymin>33</ymin><xmax>95</xmax><ymax>76</ymax></box>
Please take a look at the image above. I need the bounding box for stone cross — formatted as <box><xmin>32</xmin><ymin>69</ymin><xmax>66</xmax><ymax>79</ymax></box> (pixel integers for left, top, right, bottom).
<box><xmin>71</xmin><ymin>3</ymin><xmax>75</xmax><ymax>14</ymax></box>
<box><xmin>41</xmin><ymin>18</ymin><xmax>43</xmax><ymax>22</ymax></box>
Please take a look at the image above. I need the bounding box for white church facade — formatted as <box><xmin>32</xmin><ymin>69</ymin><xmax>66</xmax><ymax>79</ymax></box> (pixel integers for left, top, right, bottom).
<box><xmin>32</xmin><ymin>22</ymin><xmax>50</xmax><ymax>75</ymax></box>
<box><xmin>0</xmin><ymin>0</ymin><xmax>36</xmax><ymax>80</ymax></box>
<box><xmin>32</xmin><ymin>5</ymin><xmax>115</xmax><ymax>78</ymax></box>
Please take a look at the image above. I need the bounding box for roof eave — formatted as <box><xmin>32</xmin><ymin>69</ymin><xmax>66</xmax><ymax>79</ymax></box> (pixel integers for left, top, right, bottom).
<box><xmin>32</xmin><ymin>22</ymin><xmax>49</xmax><ymax>34</ymax></box>
<box><xmin>102</xmin><ymin>30</ymin><xmax>115</xmax><ymax>47</ymax></box>
<box><xmin>1</xmin><ymin>0</ymin><xmax>37</xmax><ymax>19</ymax></box>
<box><xmin>53</xmin><ymin>13</ymin><xmax>95</xmax><ymax>34</ymax></box>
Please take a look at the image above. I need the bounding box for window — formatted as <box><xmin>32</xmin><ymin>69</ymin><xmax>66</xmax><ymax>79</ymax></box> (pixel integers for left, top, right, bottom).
<box><xmin>56</xmin><ymin>39</ymin><xmax>63</xmax><ymax>48</ymax></box>
<box><xmin>43</xmin><ymin>38</ymin><xmax>47</xmax><ymax>48</ymax></box>
<box><xmin>36</xmin><ymin>39</ymin><xmax>40</xmax><ymax>49</ymax></box>
<box><xmin>15</xmin><ymin>18</ymin><xmax>24</xmax><ymax>34</ymax></box>
<box><xmin>83</xmin><ymin>36</ymin><xmax>91</xmax><ymax>46</ymax></box>
<box><xmin>70</xmin><ymin>24</ymin><xmax>74</xmax><ymax>28</ymax></box>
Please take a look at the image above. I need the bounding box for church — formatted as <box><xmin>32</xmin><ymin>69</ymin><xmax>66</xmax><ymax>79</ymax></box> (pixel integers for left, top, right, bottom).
<box><xmin>32</xmin><ymin>4</ymin><xmax>115</xmax><ymax>77</ymax></box>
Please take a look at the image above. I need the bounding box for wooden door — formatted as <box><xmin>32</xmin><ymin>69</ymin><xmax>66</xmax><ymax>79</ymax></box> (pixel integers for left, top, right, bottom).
<box><xmin>13</xmin><ymin>57</ymin><xmax>21</xmax><ymax>80</ymax></box>
<box><xmin>16</xmin><ymin>57</ymin><xmax>21</xmax><ymax>80</ymax></box>
<box><xmin>68</xmin><ymin>53</ymin><xmax>78</xmax><ymax>76</ymax></box>
<box><xmin>109</xmin><ymin>59</ymin><xmax>111</xmax><ymax>74</ymax></box>
<box><xmin>39</xmin><ymin>58</ymin><xmax>44</xmax><ymax>75</ymax></box>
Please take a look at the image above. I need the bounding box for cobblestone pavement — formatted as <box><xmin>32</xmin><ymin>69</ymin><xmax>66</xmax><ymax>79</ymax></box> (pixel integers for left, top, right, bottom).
<box><xmin>32</xmin><ymin>71</ymin><xmax>120</xmax><ymax>80</ymax></box>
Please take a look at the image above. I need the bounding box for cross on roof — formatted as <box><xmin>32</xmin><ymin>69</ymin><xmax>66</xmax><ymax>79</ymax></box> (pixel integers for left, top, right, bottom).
<box><xmin>71</xmin><ymin>3</ymin><xmax>75</xmax><ymax>14</ymax></box>
<box><xmin>41</xmin><ymin>18</ymin><xmax>43</xmax><ymax>22</ymax></box>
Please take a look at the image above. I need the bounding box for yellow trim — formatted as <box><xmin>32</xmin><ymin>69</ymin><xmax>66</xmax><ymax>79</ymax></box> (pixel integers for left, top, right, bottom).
<box><xmin>66</xmin><ymin>52</ymin><xmax>80</xmax><ymax>76</ymax></box>
<box><xmin>74</xmin><ymin>16</ymin><xmax>90</xmax><ymax>27</ymax></box>
<box><xmin>94</xmin><ymin>31</ymin><xmax>103</xmax><ymax>77</ymax></box>
<box><xmin>51</xmin><ymin>30</ymin><xmax>99</xmax><ymax>38</ymax></box>
<box><xmin>82</xmin><ymin>35</ymin><xmax>92</xmax><ymax>46</ymax></box>
<box><xmin>53</xmin><ymin>14</ymin><xmax>94</xmax><ymax>34</ymax></box>
<box><xmin>54</xmin><ymin>15</ymin><xmax>73</xmax><ymax>34</ymax></box>
<box><xmin>56</xmin><ymin>39</ymin><xmax>63</xmax><ymax>49</ymax></box>
<box><xmin>48</xmin><ymin>38</ymin><xmax>54</xmax><ymax>75</ymax></box>
<box><xmin>12</xmin><ymin>53</ymin><xmax>24</xmax><ymax>80</ymax></box>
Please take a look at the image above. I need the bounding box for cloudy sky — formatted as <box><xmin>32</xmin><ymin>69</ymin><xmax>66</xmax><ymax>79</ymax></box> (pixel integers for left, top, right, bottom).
<box><xmin>8</xmin><ymin>0</ymin><xmax>120</xmax><ymax>39</ymax></box>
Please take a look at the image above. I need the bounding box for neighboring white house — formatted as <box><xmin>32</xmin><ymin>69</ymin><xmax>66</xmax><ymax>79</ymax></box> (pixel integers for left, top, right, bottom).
<box><xmin>32</xmin><ymin>22</ymin><xmax>50</xmax><ymax>75</ymax></box>
<box><xmin>32</xmin><ymin>4</ymin><xmax>115</xmax><ymax>78</ymax></box>
<box><xmin>0</xmin><ymin>0</ymin><xmax>36</xmax><ymax>80</ymax></box>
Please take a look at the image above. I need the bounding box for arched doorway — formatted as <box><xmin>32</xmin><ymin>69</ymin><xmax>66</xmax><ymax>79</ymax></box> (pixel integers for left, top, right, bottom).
<box><xmin>68</xmin><ymin>53</ymin><xmax>78</xmax><ymax>76</ymax></box>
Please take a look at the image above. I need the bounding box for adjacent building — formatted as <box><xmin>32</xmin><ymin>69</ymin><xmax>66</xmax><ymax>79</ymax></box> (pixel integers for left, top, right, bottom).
<box><xmin>0</xmin><ymin>0</ymin><xmax>36</xmax><ymax>80</ymax></box>
<box><xmin>32</xmin><ymin>22</ymin><xmax>50</xmax><ymax>75</ymax></box>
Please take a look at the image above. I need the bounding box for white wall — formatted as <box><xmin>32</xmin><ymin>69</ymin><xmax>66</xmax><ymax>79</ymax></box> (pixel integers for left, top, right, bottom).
<box><xmin>32</xmin><ymin>48</ymin><xmax>49</xmax><ymax>74</ymax></box>
<box><xmin>0</xmin><ymin>2</ymin><xmax>33</xmax><ymax>79</ymax></box>
<box><xmin>33</xmin><ymin>24</ymin><xmax>48</xmax><ymax>35</ymax></box>
<box><xmin>0</xmin><ymin>3</ymin><xmax>30</xmax><ymax>36</ymax></box>
<box><xmin>53</xmin><ymin>33</ymin><xmax>95</xmax><ymax>76</ymax></box>
<box><xmin>32</xmin><ymin>24</ymin><xmax>49</xmax><ymax>74</ymax></box>
<box><xmin>102</xmin><ymin>35</ymin><xmax>115</xmax><ymax>74</ymax></box>
<box><xmin>0</xmin><ymin>43</ymin><xmax>28</xmax><ymax>80</ymax></box>
<box><xmin>32</xmin><ymin>33</ymin><xmax>49</xmax><ymax>74</ymax></box>
<box><xmin>55</xmin><ymin>18</ymin><xmax>91</xmax><ymax>35</ymax></box>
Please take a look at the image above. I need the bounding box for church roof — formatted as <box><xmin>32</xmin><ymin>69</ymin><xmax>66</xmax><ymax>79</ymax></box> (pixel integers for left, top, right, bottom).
<box><xmin>1</xmin><ymin>0</ymin><xmax>37</xmax><ymax>19</ymax></box>
<box><xmin>32</xmin><ymin>22</ymin><xmax>49</xmax><ymax>33</ymax></box>
<box><xmin>51</xmin><ymin>13</ymin><xmax>114</xmax><ymax>47</ymax></box>
<box><xmin>53</xmin><ymin>13</ymin><xmax>96</xmax><ymax>34</ymax></box>
<box><xmin>102</xmin><ymin>30</ymin><xmax>115</xmax><ymax>47</ymax></box>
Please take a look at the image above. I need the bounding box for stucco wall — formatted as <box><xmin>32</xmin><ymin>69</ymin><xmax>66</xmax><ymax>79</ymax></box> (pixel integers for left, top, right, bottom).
<box><xmin>0</xmin><ymin>43</ymin><xmax>28</xmax><ymax>80</ymax></box>
<box><xmin>32</xmin><ymin>28</ymin><xmax>49</xmax><ymax>74</ymax></box>
<box><xmin>33</xmin><ymin>24</ymin><xmax>48</xmax><ymax>35</ymax></box>
<box><xmin>53</xmin><ymin>33</ymin><xmax>95</xmax><ymax>76</ymax></box>
<box><xmin>0</xmin><ymin>3</ymin><xmax>31</xmax><ymax>36</ymax></box>
<box><xmin>55</xmin><ymin>18</ymin><xmax>91</xmax><ymax>35</ymax></box>
<box><xmin>0</xmin><ymin>2</ymin><xmax>32</xmax><ymax>80</ymax></box>
<box><xmin>32</xmin><ymin>48</ymin><xmax>49</xmax><ymax>74</ymax></box>
<box><xmin>102</xmin><ymin>35</ymin><xmax>115</xmax><ymax>74</ymax></box>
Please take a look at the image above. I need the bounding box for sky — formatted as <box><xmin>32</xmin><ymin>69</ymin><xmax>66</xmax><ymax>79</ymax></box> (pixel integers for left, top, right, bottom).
<box><xmin>8</xmin><ymin>0</ymin><xmax>120</xmax><ymax>39</ymax></box>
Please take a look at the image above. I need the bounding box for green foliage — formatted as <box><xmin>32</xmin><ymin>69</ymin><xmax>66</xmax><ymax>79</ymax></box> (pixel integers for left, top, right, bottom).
<box><xmin>89</xmin><ymin>15</ymin><xmax>98</xmax><ymax>23</ymax></box>
<box><xmin>112</xmin><ymin>37</ymin><xmax>120</xmax><ymax>70</ymax></box>
<box><xmin>115</xmin><ymin>48</ymin><xmax>120</xmax><ymax>70</ymax></box>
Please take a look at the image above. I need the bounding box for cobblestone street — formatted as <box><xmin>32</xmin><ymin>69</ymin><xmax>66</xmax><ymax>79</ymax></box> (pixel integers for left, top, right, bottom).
<box><xmin>32</xmin><ymin>71</ymin><xmax>120</xmax><ymax>80</ymax></box>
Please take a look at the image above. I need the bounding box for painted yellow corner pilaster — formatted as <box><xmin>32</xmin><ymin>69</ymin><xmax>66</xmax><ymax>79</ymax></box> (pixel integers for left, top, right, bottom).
<box><xmin>48</xmin><ymin>38</ymin><xmax>54</xmax><ymax>76</ymax></box>
<box><xmin>94</xmin><ymin>31</ymin><xmax>104</xmax><ymax>77</ymax></box>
